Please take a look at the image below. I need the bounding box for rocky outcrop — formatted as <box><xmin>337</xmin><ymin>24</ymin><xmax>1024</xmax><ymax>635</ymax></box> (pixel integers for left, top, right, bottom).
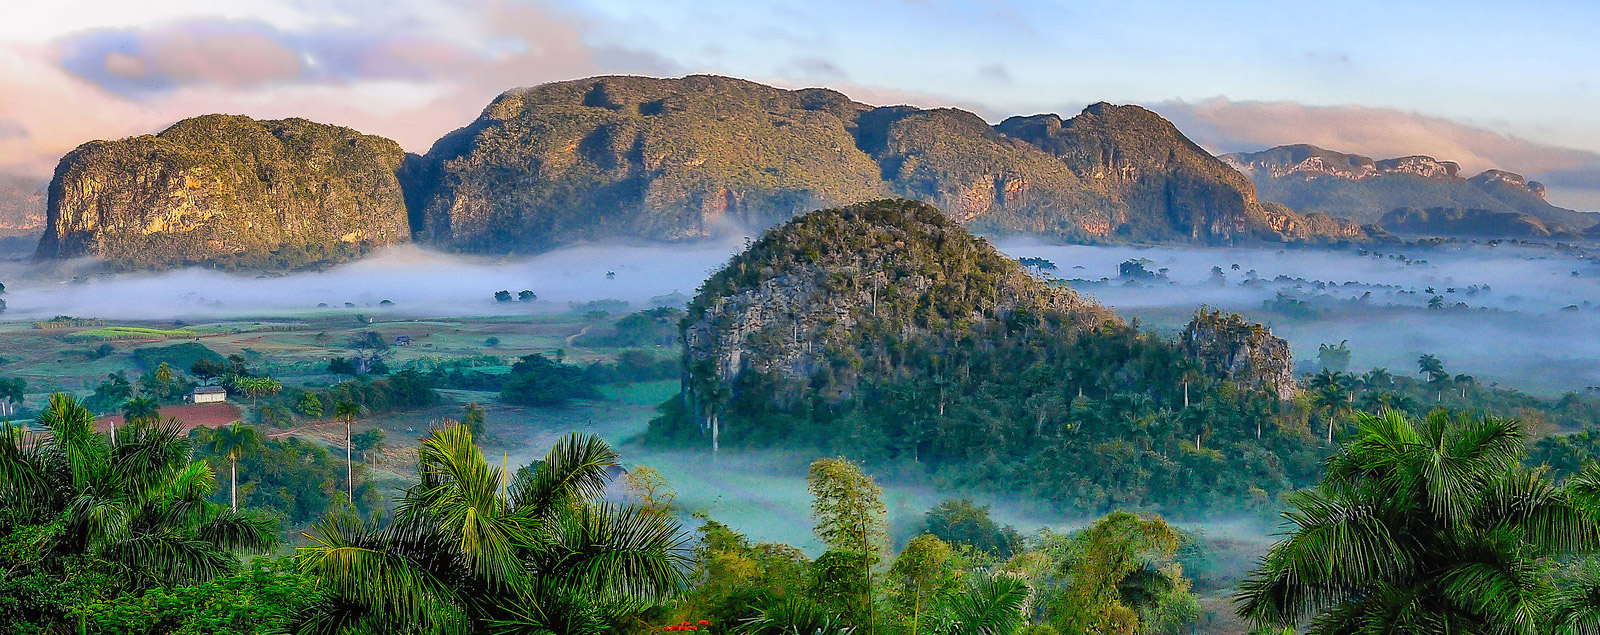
<box><xmin>1180</xmin><ymin>308</ymin><xmax>1296</xmax><ymax>401</ymax></box>
<box><xmin>1225</xmin><ymin>144</ymin><xmax>1594</xmax><ymax>231</ymax></box>
<box><xmin>36</xmin><ymin>115</ymin><xmax>411</xmax><ymax>269</ymax></box>
<box><xmin>413</xmin><ymin>75</ymin><xmax>1370</xmax><ymax>252</ymax></box>
<box><xmin>681</xmin><ymin>199</ymin><xmax>1115</xmax><ymax>405</ymax></box>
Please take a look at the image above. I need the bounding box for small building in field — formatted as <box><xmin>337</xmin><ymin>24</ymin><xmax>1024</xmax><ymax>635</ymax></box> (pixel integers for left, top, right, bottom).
<box><xmin>395</xmin><ymin>334</ymin><xmax>412</xmax><ymax>346</ymax></box>
<box><xmin>192</xmin><ymin>386</ymin><xmax>227</xmax><ymax>404</ymax></box>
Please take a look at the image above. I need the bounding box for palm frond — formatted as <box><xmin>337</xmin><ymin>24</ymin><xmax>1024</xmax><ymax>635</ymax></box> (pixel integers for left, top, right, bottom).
<box><xmin>509</xmin><ymin>433</ymin><xmax>618</xmax><ymax>517</ymax></box>
<box><xmin>298</xmin><ymin>513</ymin><xmax>469</xmax><ymax>635</ymax></box>
<box><xmin>942</xmin><ymin>572</ymin><xmax>1030</xmax><ymax>635</ymax></box>
<box><xmin>538</xmin><ymin>501</ymin><xmax>691</xmax><ymax>604</ymax></box>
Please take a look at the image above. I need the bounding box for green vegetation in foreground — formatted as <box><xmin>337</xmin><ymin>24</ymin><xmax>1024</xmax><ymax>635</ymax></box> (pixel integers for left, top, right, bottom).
<box><xmin>1238</xmin><ymin>409</ymin><xmax>1600</xmax><ymax>633</ymax></box>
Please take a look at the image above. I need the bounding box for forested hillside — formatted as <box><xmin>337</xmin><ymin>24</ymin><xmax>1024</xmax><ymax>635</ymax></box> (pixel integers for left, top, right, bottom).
<box><xmin>650</xmin><ymin>199</ymin><xmax>1322</xmax><ymax>516</ymax></box>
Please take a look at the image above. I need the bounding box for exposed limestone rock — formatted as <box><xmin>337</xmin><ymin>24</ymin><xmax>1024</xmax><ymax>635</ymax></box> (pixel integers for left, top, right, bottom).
<box><xmin>1180</xmin><ymin>308</ymin><xmax>1296</xmax><ymax>401</ymax></box>
<box><xmin>36</xmin><ymin>115</ymin><xmax>410</xmax><ymax>269</ymax></box>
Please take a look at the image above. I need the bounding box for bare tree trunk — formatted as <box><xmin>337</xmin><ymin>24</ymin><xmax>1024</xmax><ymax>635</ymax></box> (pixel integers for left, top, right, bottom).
<box><xmin>1183</xmin><ymin>381</ymin><xmax>1190</xmax><ymax>408</ymax></box>
<box><xmin>711</xmin><ymin>414</ymin><xmax>720</xmax><ymax>454</ymax></box>
<box><xmin>346</xmin><ymin>418</ymin><xmax>353</xmax><ymax>496</ymax></box>
<box><xmin>231</xmin><ymin>457</ymin><xmax>238</xmax><ymax>512</ymax></box>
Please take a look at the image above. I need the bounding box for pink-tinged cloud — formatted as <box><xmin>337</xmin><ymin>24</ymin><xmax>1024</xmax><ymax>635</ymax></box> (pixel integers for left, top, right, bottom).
<box><xmin>0</xmin><ymin>1</ymin><xmax>671</xmax><ymax>179</ymax></box>
<box><xmin>58</xmin><ymin>20</ymin><xmax>306</xmax><ymax>92</ymax></box>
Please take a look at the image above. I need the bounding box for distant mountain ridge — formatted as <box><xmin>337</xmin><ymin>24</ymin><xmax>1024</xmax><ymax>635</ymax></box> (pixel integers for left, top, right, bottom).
<box><xmin>66</xmin><ymin>75</ymin><xmax>1600</xmax><ymax>269</ymax></box>
<box><xmin>1224</xmin><ymin>144</ymin><xmax>1596</xmax><ymax>231</ymax></box>
<box><xmin>1379</xmin><ymin>207</ymin><xmax>1585</xmax><ymax>240</ymax></box>
<box><xmin>412</xmin><ymin>75</ymin><xmax>1367</xmax><ymax>255</ymax></box>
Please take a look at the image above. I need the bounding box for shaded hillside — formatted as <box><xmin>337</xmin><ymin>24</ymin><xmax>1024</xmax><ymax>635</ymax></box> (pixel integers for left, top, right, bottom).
<box><xmin>1380</xmin><ymin>207</ymin><xmax>1586</xmax><ymax>240</ymax></box>
<box><xmin>36</xmin><ymin>115</ymin><xmax>411</xmax><ymax>269</ymax></box>
<box><xmin>652</xmin><ymin>199</ymin><xmax>1319</xmax><ymax>515</ymax></box>
<box><xmin>1225</xmin><ymin>144</ymin><xmax>1595</xmax><ymax>231</ymax></box>
<box><xmin>413</xmin><ymin>75</ymin><xmax>1369</xmax><ymax>252</ymax></box>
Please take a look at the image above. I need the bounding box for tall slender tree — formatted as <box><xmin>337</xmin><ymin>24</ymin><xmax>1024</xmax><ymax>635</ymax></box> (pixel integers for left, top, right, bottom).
<box><xmin>333</xmin><ymin>400</ymin><xmax>361</xmax><ymax>496</ymax></box>
<box><xmin>204</xmin><ymin>421</ymin><xmax>263</xmax><ymax>512</ymax></box>
<box><xmin>808</xmin><ymin>457</ymin><xmax>888</xmax><ymax>633</ymax></box>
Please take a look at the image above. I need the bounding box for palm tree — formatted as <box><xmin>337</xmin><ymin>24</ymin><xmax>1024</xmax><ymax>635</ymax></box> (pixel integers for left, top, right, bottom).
<box><xmin>1305</xmin><ymin>369</ymin><xmax>1351</xmax><ymax>442</ymax></box>
<box><xmin>295</xmin><ymin>427</ymin><xmax>690</xmax><ymax>634</ymax></box>
<box><xmin>1236</xmin><ymin>409</ymin><xmax>1600</xmax><ymax>633</ymax></box>
<box><xmin>204</xmin><ymin>421</ymin><xmax>262</xmax><ymax>512</ymax></box>
<box><xmin>0</xmin><ymin>394</ymin><xmax>276</xmax><ymax>608</ymax></box>
<box><xmin>333</xmin><ymin>400</ymin><xmax>360</xmax><ymax>495</ymax></box>
<box><xmin>121</xmin><ymin>396</ymin><xmax>159</xmax><ymax>424</ymax></box>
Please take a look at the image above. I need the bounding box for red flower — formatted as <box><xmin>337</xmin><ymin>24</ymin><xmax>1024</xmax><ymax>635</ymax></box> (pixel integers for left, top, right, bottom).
<box><xmin>699</xmin><ymin>620</ymin><xmax>710</xmax><ymax>626</ymax></box>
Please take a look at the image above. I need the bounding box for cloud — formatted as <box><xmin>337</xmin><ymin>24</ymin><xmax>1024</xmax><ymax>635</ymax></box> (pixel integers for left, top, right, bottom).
<box><xmin>783</xmin><ymin>57</ymin><xmax>847</xmax><ymax>81</ymax></box>
<box><xmin>0</xmin><ymin>1</ymin><xmax>671</xmax><ymax>177</ymax></box>
<box><xmin>59</xmin><ymin>21</ymin><xmax>306</xmax><ymax>94</ymax></box>
<box><xmin>977</xmin><ymin>63</ymin><xmax>1011</xmax><ymax>84</ymax></box>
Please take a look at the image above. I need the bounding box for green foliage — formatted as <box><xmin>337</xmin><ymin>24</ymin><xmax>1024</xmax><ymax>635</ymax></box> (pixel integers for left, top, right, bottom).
<box><xmin>350</xmin><ymin>428</ymin><xmax>385</xmax><ymax>460</ymax></box>
<box><xmin>82</xmin><ymin>371</ymin><xmax>132</xmax><ymax>413</ymax></box>
<box><xmin>1236</xmin><ymin>410</ymin><xmax>1600</xmax><ymax>633</ymax></box>
<box><xmin>65</xmin><ymin>327</ymin><xmax>191</xmax><ymax>342</ymax></box>
<box><xmin>578</xmin><ymin>308</ymin><xmax>684</xmax><ymax>348</ymax></box>
<box><xmin>808</xmin><ymin>457</ymin><xmax>887</xmax><ymax>628</ymax></box>
<box><xmin>1038</xmin><ymin>511</ymin><xmax>1197</xmax><ymax>635</ymax></box>
<box><xmin>296</xmin><ymin>392</ymin><xmax>324</xmax><ymax>418</ymax></box>
<box><xmin>460</xmin><ymin>402</ymin><xmax>486</xmax><ymax>436</ymax></box>
<box><xmin>499</xmin><ymin>353</ymin><xmax>599</xmax><ymax>406</ymax></box>
<box><xmin>0</xmin><ymin>395</ymin><xmax>278</xmax><ymax>632</ymax></box>
<box><xmin>922</xmin><ymin>499</ymin><xmax>1023</xmax><ymax>559</ymax></box>
<box><xmin>74</xmin><ymin>557</ymin><xmax>321</xmax><ymax>635</ymax></box>
<box><xmin>295</xmin><ymin>428</ymin><xmax>691</xmax><ymax>634</ymax></box>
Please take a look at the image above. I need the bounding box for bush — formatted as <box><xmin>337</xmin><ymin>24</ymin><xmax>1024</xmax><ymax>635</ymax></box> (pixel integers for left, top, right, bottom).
<box><xmin>500</xmin><ymin>354</ymin><xmax>598</xmax><ymax>406</ymax></box>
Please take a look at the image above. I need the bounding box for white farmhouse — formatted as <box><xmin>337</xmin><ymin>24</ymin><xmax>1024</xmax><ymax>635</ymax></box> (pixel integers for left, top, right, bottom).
<box><xmin>192</xmin><ymin>386</ymin><xmax>227</xmax><ymax>404</ymax></box>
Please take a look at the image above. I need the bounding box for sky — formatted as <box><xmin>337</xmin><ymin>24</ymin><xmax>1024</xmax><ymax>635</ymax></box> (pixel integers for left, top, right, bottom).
<box><xmin>3</xmin><ymin>0</ymin><xmax>1598</xmax><ymax>210</ymax></box>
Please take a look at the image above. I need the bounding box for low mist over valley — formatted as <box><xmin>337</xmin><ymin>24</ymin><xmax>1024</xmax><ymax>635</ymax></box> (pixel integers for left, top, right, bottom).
<box><xmin>7</xmin><ymin>234</ymin><xmax>1596</xmax><ymax>394</ymax></box>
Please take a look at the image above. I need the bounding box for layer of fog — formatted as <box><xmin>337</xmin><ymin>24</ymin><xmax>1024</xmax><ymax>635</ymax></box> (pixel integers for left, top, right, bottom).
<box><xmin>0</xmin><ymin>242</ymin><xmax>744</xmax><ymax>321</ymax></box>
<box><xmin>1002</xmin><ymin>240</ymin><xmax>1600</xmax><ymax>395</ymax></box>
<box><xmin>2</xmin><ymin>237</ymin><xmax>1596</xmax><ymax>394</ymax></box>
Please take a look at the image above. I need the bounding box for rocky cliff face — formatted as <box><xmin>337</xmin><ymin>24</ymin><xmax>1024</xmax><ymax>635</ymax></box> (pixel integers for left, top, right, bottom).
<box><xmin>1225</xmin><ymin>144</ymin><xmax>1593</xmax><ymax>231</ymax></box>
<box><xmin>413</xmin><ymin>75</ymin><xmax>1369</xmax><ymax>252</ymax></box>
<box><xmin>1179</xmin><ymin>309</ymin><xmax>1296</xmax><ymax>401</ymax></box>
<box><xmin>36</xmin><ymin>115</ymin><xmax>411</xmax><ymax>269</ymax></box>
